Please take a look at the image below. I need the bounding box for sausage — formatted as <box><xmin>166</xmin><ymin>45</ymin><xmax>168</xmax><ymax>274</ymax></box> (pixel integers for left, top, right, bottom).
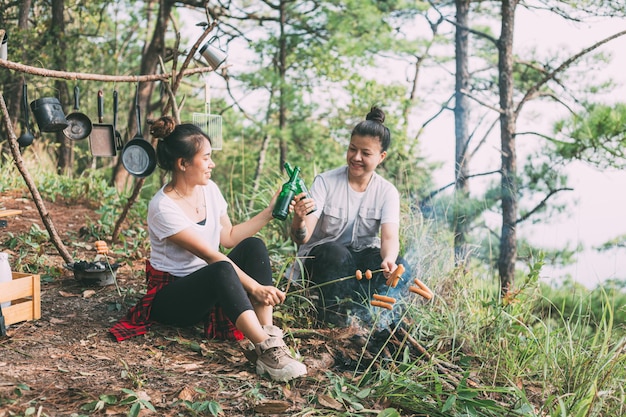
<box><xmin>95</xmin><ymin>240</ymin><xmax>109</xmax><ymax>255</ymax></box>
<box><xmin>365</xmin><ymin>269</ymin><xmax>372</xmax><ymax>280</ymax></box>
<box><xmin>413</xmin><ymin>278</ymin><xmax>430</xmax><ymax>291</ymax></box>
<box><xmin>372</xmin><ymin>294</ymin><xmax>396</xmax><ymax>304</ymax></box>
<box><xmin>386</xmin><ymin>264</ymin><xmax>405</xmax><ymax>287</ymax></box>
<box><xmin>370</xmin><ymin>300</ymin><xmax>393</xmax><ymax>310</ymax></box>
<box><xmin>409</xmin><ymin>285</ymin><xmax>433</xmax><ymax>300</ymax></box>
<box><xmin>355</xmin><ymin>270</ymin><xmax>363</xmax><ymax>280</ymax></box>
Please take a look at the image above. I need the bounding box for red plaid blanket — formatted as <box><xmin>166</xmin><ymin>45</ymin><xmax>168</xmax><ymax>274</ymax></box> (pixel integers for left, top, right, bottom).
<box><xmin>109</xmin><ymin>260</ymin><xmax>243</xmax><ymax>342</ymax></box>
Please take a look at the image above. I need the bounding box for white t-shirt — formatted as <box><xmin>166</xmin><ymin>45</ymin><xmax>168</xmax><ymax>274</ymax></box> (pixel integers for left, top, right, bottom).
<box><xmin>148</xmin><ymin>181</ymin><xmax>227</xmax><ymax>277</ymax></box>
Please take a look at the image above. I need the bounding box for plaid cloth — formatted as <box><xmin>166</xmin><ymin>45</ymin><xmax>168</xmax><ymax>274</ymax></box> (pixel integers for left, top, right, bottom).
<box><xmin>109</xmin><ymin>259</ymin><xmax>243</xmax><ymax>342</ymax></box>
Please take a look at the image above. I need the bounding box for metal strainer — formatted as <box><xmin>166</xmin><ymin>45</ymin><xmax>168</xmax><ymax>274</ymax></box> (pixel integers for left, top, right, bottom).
<box><xmin>193</xmin><ymin>77</ymin><xmax>222</xmax><ymax>150</ymax></box>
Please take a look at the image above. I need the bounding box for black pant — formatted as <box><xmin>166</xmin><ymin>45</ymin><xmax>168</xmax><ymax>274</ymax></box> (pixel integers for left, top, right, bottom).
<box><xmin>151</xmin><ymin>237</ymin><xmax>272</xmax><ymax>327</ymax></box>
<box><xmin>304</xmin><ymin>242</ymin><xmax>411</xmax><ymax>327</ymax></box>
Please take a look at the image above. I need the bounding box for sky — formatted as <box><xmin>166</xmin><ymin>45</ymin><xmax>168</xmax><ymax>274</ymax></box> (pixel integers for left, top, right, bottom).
<box><xmin>183</xmin><ymin>5</ymin><xmax>626</xmax><ymax>289</ymax></box>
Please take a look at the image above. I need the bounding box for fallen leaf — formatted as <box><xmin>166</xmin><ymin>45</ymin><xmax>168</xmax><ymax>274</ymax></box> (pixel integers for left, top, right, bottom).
<box><xmin>49</xmin><ymin>317</ymin><xmax>65</xmax><ymax>324</ymax></box>
<box><xmin>254</xmin><ymin>400</ymin><xmax>290</xmax><ymax>414</ymax></box>
<box><xmin>317</xmin><ymin>394</ymin><xmax>344</xmax><ymax>411</ymax></box>
<box><xmin>177</xmin><ymin>386</ymin><xmax>196</xmax><ymax>402</ymax></box>
<box><xmin>82</xmin><ymin>290</ymin><xmax>96</xmax><ymax>298</ymax></box>
<box><xmin>59</xmin><ymin>291</ymin><xmax>79</xmax><ymax>298</ymax></box>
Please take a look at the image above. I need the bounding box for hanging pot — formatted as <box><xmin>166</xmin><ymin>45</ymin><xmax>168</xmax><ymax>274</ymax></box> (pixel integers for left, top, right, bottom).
<box><xmin>121</xmin><ymin>97</ymin><xmax>156</xmax><ymax>178</ymax></box>
<box><xmin>89</xmin><ymin>90</ymin><xmax>116</xmax><ymax>157</ymax></box>
<box><xmin>30</xmin><ymin>96</ymin><xmax>69</xmax><ymax>132</ymax></box>
<box><xmin>63</xmin><ymin>86</ymin><xmax>92</xmax><ymax>141</ymax></box>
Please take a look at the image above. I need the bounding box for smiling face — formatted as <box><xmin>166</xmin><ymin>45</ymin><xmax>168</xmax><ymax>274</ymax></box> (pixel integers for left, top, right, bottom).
<box><xmin>346</xmin><ymin>134</ymin><xmax>387</xmax><ymax>181</ymax></box>
<box><xmin>181</xmin><ymin>138</ymin><xmax>215</xmax><ymax>185</ymax></box>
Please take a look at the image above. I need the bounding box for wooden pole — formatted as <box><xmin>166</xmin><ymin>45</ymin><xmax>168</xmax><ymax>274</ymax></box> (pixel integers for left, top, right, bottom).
<box><xmin>0</xmin><ymin>93</ymin><xmax>73</xmax><ymax>264</ymax></box>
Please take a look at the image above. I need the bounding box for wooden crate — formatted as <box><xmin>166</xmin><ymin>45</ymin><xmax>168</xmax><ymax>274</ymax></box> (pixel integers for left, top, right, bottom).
<box><xmin>0</xmin><ymin>272</ymin><xmax>41</xmax><ymax>326</ymax></box>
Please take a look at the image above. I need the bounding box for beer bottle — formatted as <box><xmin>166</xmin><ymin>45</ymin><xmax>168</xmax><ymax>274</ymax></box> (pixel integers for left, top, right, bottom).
<box><xmin>272</xmin><ymin>166</ymin><xmax>300</xmax><ymax>220</ymax></box>
<box><xmin>284</xmin><ymin>162</ymin><xmax>316</xmax><ymax>215</ymax></box>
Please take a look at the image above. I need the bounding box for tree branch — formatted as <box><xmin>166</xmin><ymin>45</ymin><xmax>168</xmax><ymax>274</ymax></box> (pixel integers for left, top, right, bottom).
<box><xmin>0</xmin><ymin>93</ymin><xmax>73</xmax><ymax>264</ymax></box>
<box><xmin>516</xmin><ymin>187</ymin><xmax>573</xmax><ymax>224</ymax></box>
<box><xmin>0</xmin><ymin>58</ymin><xmax>213</xmax><ymax>82</ymax></box>
<box><xmin>515</xmin><ymin>30</ymin><xmax>626</xmax><ymax>115</ymax></box>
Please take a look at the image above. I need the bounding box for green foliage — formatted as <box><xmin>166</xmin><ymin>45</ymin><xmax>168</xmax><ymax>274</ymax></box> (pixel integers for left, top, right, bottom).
<box><xmin>553</xmin><ymin>102</ymin><xmax>626</xmax><ymax>169</ymax></box>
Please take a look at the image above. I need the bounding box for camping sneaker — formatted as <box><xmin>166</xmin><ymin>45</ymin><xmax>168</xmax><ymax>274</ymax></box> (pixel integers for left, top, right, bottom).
<box><xmin>254</xmin><ymin>336</ymin><xmax>307</xmax><ymax>382</ymax></box>
<box><xmin>261</xmin><ymin>324</ymin><xmax>283</xmax><ymax>339</ymax></box>
<box><xmin>243</xmin><ymin>324</ymin><xmax>285</xmax><ymax>364</ymax></box>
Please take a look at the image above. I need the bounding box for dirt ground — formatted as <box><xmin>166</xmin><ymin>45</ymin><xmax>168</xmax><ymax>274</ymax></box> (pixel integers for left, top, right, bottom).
<box><xmin>0</xmin><ymin>193</ymin><xmax>404</xmax><ymax>416</ymax></box>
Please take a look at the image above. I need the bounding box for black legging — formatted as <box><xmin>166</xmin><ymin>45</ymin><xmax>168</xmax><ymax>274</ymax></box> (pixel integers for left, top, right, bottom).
<box><xmin>305</xmin><ymin>241</ymin><xmax>411</xmax><ymax>326</ymax></box>
<box><xmin>150</xmin><ymin>237</ymin><xmax>272</xmax><ymax>327</ymax></box>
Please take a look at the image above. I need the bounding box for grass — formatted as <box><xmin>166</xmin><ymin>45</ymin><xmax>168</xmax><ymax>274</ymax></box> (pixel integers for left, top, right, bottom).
<box><xmin>1</xmin><ymin>153</ymin><xmax>626</xmax><ymax>416</ymax></box>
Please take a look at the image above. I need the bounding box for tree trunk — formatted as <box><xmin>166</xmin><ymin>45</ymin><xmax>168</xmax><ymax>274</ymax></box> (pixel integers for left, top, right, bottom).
<box><xmin>497</xmin><ymin>0</ymin><xmax>518</xmax><ymax>295</ymax></box>
<box><xmin>51</xmin><ymin>0</ymin><xmax>73</xmax><ymax>175</ymax></box>
<box><xmin>454</xmin><ymin>0</ymin><xmax>471</xmax><ymax>266</ymax></box>
<box><xmin>278</xmin><ymin>0</ymin><xmax>287</xmax><ymax>172</ymax></box>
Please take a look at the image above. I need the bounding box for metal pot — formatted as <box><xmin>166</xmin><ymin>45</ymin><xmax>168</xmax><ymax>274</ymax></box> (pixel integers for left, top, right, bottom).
<box><xmin>63</xmin><ymin>86</ymin><xmax>92</xmax><ymax>141</ymax></box>
<box><xmin>65</xmin><ymin>261</ymin><xmax>120</xmax><ymax>286</ymax></box>
<box><xmin>30</xmin><ymin>96</ymin><xmax>69</xmax><ymax>132</ymax></box>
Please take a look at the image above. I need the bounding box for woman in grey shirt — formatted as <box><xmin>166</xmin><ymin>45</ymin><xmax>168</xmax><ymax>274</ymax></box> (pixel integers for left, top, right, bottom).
<box><xmin>290</xmin><ymin>106</ymin><xmax>410</xmax><ymax>327</ymax></box>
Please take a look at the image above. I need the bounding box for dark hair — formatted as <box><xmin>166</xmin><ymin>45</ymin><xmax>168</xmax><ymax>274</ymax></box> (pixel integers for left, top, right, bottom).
<box><xmin>149</xmin><ymin>116</ymin><xmax>212</xmax><ymax>171</ymax></box>
<box><xmin>350</xmin><ymin>106</ymin><xmax>391</xmax><ymax>152</ymax></box>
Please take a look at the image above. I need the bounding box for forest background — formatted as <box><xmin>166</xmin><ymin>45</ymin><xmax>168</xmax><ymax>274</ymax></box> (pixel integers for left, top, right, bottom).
<box><xmin>1</xmin><ymin>1</ymin><xmax>626</xmax><ymax>416</ymax></box>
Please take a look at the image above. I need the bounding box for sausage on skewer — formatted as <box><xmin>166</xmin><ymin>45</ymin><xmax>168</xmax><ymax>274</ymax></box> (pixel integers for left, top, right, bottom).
<box><xmin>370</xmin><ymin>300</ymin><xmax>393</xmax><ymax>310</ymax></box>
<box><xmin>372</xmin><ymin>293</ymin><xmax>396</xmax><ymax>304</ymax></box>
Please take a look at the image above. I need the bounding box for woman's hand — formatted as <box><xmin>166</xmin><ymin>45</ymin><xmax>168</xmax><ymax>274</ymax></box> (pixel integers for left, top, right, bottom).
<box><xmin>381</xmin><ymin>258</ymin><xmax>397</xmax><ymax>279</ymax></box>
<box><xmin>250</xmin><ymin>284</ymin><xmax>286</xmax><ymax>307</ymax></box>
<box><xmin>293</xmin><ymin>192</ymin><xmax>314</xmax><ymax>220</ymax></box>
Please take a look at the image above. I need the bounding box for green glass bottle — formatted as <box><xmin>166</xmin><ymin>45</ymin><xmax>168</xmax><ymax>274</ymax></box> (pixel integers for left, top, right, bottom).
<box><xmin>272</xmin><ymin>166</ymin><xmax>300</xmax><ymax>220</ymax></box>
<box><xmin>284</xmin><ymin>162</ymin><xmax>316</xmax><ymax>214</ymax></box>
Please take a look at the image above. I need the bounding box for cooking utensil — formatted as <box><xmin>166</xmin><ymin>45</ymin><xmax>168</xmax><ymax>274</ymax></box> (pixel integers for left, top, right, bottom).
<box><xmin>121</xmin><ymin>97</ymin><xmax>157</xmax><ymax>178</ymax></box>
<box><xmin>192</xmin><ymin>76</ymin><xmax>223</xmax><ymax>150</ymax></box>
<box><xmin>17</xmin><ymin>84</ymin><xmax>35</xmax><ymax>147</ymax></box>
<box><xmin>113</xmin><ymin>90</ymin><xmax>123</xmax><ymax>151</ymax></box>
<box><xmin>30</xmin><ymin>96</ymin><xmax>68</xmax><ymax>133</ymax></box>
<box><xmin>89</xmin><ymin>90</ymin><xmax>116</xmax><ymax>157</ymax></box>
<box><xmin>63</xmin><ymin>86</ymin><xmax>92</xmax><ymax>141</ymax></box>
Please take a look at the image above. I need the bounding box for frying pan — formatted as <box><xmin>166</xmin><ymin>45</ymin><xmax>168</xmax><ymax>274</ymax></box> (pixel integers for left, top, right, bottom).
<box><xmin>63</xmin><ymin>86</ymin><xmax>92</xmax><ymax>141</ymax></box>
<box><xmin>121</xmin><ymin>99</ymin><xmax>157</xmax><ymax>178</ymax></box>
<box><xmin>89</xmin><ymin>90</ymin><xmax>116</xmax><ymax>157</ymax></box>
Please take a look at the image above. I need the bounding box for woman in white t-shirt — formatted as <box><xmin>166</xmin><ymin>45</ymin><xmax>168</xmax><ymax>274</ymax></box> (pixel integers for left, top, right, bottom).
<box><xmin>110</xmin><ymin>116</ymin><xmax>306</xmax><ymax>382</ymax></box>
<box><xmin>289</xmin><ymin>106</ymin><xmax>410</xmax><ymax>327</ymax></box>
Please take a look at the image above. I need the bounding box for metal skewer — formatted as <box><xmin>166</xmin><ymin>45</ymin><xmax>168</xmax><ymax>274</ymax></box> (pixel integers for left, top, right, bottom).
<box><xmin>287</xmin><ymin>268</ymin><xmax>385</xmax><ymax>295</ymax></box>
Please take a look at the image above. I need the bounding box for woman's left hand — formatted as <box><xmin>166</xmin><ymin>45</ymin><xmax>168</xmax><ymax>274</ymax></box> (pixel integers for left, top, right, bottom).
<box><xmin>251</xmin><ymin>285</ymin><xmax>286</xmax><ymax>306</ymax></box>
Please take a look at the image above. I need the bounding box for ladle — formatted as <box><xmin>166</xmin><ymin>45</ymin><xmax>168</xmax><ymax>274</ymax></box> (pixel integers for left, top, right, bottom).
<box><xmin>17</xmin><ymin>84</ymin><xmax>35</xmax><ymax>147</ymax></box>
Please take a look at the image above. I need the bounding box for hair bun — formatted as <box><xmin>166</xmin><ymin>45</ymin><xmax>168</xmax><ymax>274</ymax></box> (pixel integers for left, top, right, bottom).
<box><xmin>366</xmin><ymin>106</ymin><xmax>385</xmax><ymax>124</ymax></box>
<box><xmin>149</xmin><ymin>116</ymin><xmax>177</xmax><ymax>139</ymax></box>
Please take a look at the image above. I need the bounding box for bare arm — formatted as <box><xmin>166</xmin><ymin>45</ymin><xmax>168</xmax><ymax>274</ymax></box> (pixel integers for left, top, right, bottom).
<box><xmin>380</xmin><ymin>222</ymin><xmax>400</xmax><ymax>278</ymax></box>
<box><xmin>219</xmin><ymin>189</ymin><xmax>285</xmax><ymax>249</ymax></box>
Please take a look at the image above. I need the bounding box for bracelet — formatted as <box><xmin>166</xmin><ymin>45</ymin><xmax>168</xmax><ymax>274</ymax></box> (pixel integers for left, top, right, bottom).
<box><xmin>293</xmin><ymin>226</ymin><xmax>307</xmax><ymax>241</ymax></box>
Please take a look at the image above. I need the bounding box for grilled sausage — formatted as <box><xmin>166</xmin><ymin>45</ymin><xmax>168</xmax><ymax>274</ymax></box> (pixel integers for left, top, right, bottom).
<box><xmin>372</xmin><ymin>293</ymin><xmax>396</xmax><ymax>304</ymax></box>
<box><xmin>370</xmin><ymin>300</ymin><xmax>393</xmax><ymax>310</ymax></box>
